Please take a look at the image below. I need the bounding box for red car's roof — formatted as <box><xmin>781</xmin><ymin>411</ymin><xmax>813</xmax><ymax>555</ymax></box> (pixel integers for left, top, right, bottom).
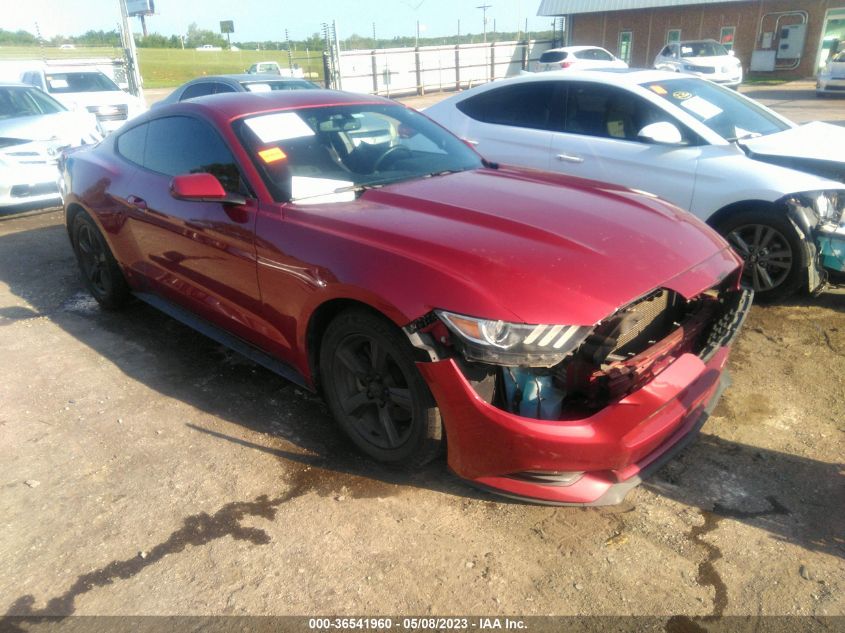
<box><xmin>165</xmin><ymin>89</ymin><xmax>396</xmax><ymax>123</ymax></box>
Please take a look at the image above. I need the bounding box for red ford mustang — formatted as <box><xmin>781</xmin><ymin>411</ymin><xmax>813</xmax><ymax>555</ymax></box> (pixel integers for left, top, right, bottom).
<box><xmin>61</xmin><ymin>90</ymin><xmax>751</xmax><ymax>505</ymax></box>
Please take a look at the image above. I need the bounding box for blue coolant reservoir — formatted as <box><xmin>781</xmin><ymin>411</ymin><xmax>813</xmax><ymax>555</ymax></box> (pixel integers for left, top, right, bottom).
<box><xmin>503</xmin><ymin>367</ymin><xmax>565</xmax><ymax>420</ymax></box>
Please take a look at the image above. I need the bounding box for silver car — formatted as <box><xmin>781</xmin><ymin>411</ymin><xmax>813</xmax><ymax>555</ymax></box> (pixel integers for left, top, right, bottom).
<box><xmin>0</xmin><ymin>83</ymin><xmax>101</xmax><ymax>210</ymax></box>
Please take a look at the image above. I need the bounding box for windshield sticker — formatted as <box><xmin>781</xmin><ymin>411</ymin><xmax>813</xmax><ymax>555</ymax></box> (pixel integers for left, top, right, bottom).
<box><xmin>245</xmin><ymin>83</ymin><xmax>273</xmax><ymax>93</ymax></box>
<box><xmin>47</xmin><ymin>78</ymin><xmax>69</xmax><ymax>89</ymax></box>
<box><xmin>672</xmin><ymin>90</ymin><xmax>693</xmax><ymax>100</ymax></box>
<box><xmin>258</xmin><ymin>147</ymin><xmax>287</xmax><ymax>163</ymax></box>
<box><xmin>245</xmin><ymin>112</ymin><xmax>315</xmax><ymax>143</ymax></box>
<box><xmin>649</xmin><ymin>84</ymin><xmax>668</xmax><ymax>95</ymax></box>
<box><xmin>679</xmin><ymin>95</ymin><xmax>723</xmax><ymax>120</ymax></box>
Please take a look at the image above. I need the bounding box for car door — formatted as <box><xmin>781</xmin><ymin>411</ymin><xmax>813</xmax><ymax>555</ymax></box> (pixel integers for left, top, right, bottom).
<box><xmin>452</xmin><ymin>81</ymin><xmax>565</xmax><ymax>171</ymax></box>
<box><xmin>547</xmin><ymin>81</ymin><xmax>702</xmax><ymax>211</ymax></box>
<box><xmin>119</xmin><ymin>115</ymin><xmax>265</xmax><ymax>345</ymax></box>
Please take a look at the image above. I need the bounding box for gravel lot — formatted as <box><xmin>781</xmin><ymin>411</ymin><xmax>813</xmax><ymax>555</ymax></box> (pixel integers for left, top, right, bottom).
<box><xmin>1</xmin><ymin>82</ymin><xmax>843</xmax><ymax>626</ymax></box>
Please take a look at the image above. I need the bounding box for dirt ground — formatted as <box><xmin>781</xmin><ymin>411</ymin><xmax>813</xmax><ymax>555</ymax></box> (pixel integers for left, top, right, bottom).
<box><xmin>1</xmin><ymin>84</ymin><xmax>844</xmax><ymax>627</ymax></box>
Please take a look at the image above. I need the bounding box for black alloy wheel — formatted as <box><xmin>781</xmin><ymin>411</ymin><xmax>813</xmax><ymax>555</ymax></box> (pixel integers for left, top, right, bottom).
<box><xmin>71</xmin><ymin>212</ymin><xmax>130</xmax><ymax>309</ymax></box>
<box><xmin>320</xmin><ymin>309</ymin><xmax>442</xmax><ymax>467</ymax></box>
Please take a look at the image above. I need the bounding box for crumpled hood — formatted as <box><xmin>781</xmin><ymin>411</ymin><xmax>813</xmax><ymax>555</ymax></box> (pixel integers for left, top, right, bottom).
<box><xmin>311</xmin><ymin>167</ymin><xmax>739</xmax><ymax>325</ymax></box>
<box><xmin>740</xmin><ymin>122</ymin><xmax>845</xmax><ymax>184</ymax></box>
<box><xmin>0</xmin><ymin>111</ymin><xmax>100</xmax><ymax>146</ymax></box>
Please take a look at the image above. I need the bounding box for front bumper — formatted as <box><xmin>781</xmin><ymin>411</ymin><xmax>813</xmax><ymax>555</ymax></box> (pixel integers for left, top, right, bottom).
<box><xmin>816</xmin><ymin>77</ymin><xmax>845</xmax><ymax>93</ymax></box>
<box><xmin>0</xmin><ymin>163</ymin><xmax>61</xmax><ymax>208</ymax></box>
<box><xmin>417</xmin><ymin>288</ymin><xmax>751</xmax><ymax>505</ymax></box>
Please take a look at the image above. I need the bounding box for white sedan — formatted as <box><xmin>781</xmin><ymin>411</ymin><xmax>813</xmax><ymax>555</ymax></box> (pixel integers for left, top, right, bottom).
<box><xmin>534</xmin><ymin>46</ymin><xmax>628</xmax><ymax>72</ymax></box>
<box><xmin>424</xmin><ymin>69</ymin><xmax>845</xmax><ymax>299</ymax></box>
<box><xmin>0</xmin><ymin>83</ymin><xmax>101</xmax><ymax>210</ymax></box>
<box><xmin>817</xmin><ymin>51</ymin><xmax>845</xmax><ymax>96</ymax></box>
<box><xmin>654</xmin><ymin>40</ymin><xmax>743</xmax><ymax>88</ymax></box>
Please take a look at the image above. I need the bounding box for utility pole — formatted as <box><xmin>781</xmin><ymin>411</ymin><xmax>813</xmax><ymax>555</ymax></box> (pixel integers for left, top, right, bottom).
<box><xmin>372</xmin><ymin>22</ymin><xmax>377</xmax><ymax>47</ymax></box>
<box><xmin>476</xmin><ymin>5</ymin><xmax>492</xmax><ymax>44</ymax></box>
<box><xmin>285</xmin><ymin>28</ymin><xmax>292</xmax><ymax>72</ymax></box>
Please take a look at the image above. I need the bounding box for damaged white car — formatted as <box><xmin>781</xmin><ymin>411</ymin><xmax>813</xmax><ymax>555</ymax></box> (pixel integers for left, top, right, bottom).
<box><xmin>425</xmin><ymin>70</ymin><xmax>845</xmax><ymax>299</ymax></box>
<box><xmin>0</xmin><ymin>83</ymin><xmax>101</xmax><ymax>210</ymax></box>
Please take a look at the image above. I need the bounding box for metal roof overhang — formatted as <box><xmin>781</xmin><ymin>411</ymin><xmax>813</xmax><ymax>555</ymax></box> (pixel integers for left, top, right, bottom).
<box><xmin>538</xmin><ymin>0</ymin><xmax>749</xmax><ymax>16</ymax></box>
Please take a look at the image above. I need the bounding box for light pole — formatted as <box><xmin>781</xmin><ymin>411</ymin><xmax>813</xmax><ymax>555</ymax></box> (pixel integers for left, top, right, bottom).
<box><xmin>477</xmin><ymin>4</ymin><xmax>491</xmax><ymax>43</ymax></box>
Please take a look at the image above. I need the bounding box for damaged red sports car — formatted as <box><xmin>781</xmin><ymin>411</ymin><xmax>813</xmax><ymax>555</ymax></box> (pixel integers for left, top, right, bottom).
<box><xmin>61</xmin><ymin>90</ymin><xmax>751</xmax><ymax>505</ymax></box>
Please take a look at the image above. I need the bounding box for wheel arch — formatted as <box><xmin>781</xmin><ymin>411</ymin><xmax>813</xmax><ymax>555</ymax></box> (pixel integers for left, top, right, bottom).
<box><xmin>304</xmin><ymin>297</ymin><xmax>410</xmax><ymax>394</ymax></box>
<box><xmin>706</xmin><ymin>199</ymin><xmax>786</xmax><ymax>232</ymax></box>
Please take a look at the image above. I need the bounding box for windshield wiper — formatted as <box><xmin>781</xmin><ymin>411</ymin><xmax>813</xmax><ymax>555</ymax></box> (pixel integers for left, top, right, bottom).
<box><xmin>728</xmin><ymin>131</ymin><xmax>763</xmax><ymax>142</ymax></box>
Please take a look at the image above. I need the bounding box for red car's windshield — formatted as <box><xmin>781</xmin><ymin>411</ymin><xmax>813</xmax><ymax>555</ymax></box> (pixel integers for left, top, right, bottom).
<box><xmin>234</xmin><ymin>103</ymin><xmax>482</xmax><ymax>203</ymax></box>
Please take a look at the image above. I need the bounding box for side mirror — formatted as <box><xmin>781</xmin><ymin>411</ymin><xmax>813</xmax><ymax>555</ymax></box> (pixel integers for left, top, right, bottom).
<box><xmin>637</xmin><ymin>121</ymin><xmax>684</xmax><ymax>145</ymax></box>
<box><xmin>170</xmin><ymin>173</ymin><xmax>246</xmax><ymax>205</ymax></box>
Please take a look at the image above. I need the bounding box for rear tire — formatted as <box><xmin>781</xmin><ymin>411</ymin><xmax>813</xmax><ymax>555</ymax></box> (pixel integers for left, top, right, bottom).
<box><xmin>70</xmin><ymin>212</ymin><xmax>130</xmax><ymax>310</ymax></box>
<box><xmin>715</xmin><ymin>209</ymin><xmax>807</xmax><ymax>302</ymax></box>
<box><xmin>319</xmin><ymin>309</ymin><xmax>442</xmax><ymax>468</ymax></box>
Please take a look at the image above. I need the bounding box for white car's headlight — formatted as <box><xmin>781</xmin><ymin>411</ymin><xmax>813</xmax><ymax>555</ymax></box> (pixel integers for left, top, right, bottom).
<box><xmin>437</xmin><ymin>310</ymin><xmax>592</xmax><ymax>367</ymax></box>
<box><xmin>798</xmin><ymin>191</ymin><xmax>845</xmax><ymax>226</ymax></box>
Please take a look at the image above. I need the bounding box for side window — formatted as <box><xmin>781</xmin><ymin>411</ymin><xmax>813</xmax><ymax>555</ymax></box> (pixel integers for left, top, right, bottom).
<box><xmin>565</xmin><ymin>83</ymin><xmax>692</xmax><ymax>143</ymax></box>
<box><xmin>456</xmin><ymin>82</ymin><xmax>562</xmax><ymax>131</ymax></box>
<box><xmin>180</xmin><ymin>82</ymin><xmax>216</xmax><ymax>101</ymax></box>
<box><xmin>660</xmin><ymin>46</ymin><xmax>671</xmax><ymax>57</ymax></box>
<box><xmin>143</xmin><ymin>116</ymin><xmax>243</xmax><ymax>193</ymax></box>
<box><xmin>116</xmin><ymin>123</ymin><xmax>148</xmax><ymax>166</ymax></box>
<box><xmin>213</xmin><ymin>83</ymin><xmax>236</xmax><ymax>94</ymax></box>
<box><xmin>589</xmin><ymin>49</ymin><xmax>614</xmax><ymax>61</ymax></box>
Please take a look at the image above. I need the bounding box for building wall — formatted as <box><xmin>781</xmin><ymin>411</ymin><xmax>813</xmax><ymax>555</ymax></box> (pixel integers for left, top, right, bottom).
<box><xmin>568</xmin><ymin>0</ymin><xmax>840</xmax><ymax>77</ymax></box>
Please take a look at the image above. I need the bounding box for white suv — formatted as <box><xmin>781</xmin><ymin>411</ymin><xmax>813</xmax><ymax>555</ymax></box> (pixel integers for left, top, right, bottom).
<box><xmin>424</xmin><ymin>69</ymin><xmax>845</xmax><ymax>299</ymax></box>
<box><xmin>654</xmin><ymin>40</ymin><xmax>743</xmax><ymax>88</ymax></box>
<box><xmin>20</xmin><ymin>67</ymin><xmax>146</xmax><ymax>133</ymax></box>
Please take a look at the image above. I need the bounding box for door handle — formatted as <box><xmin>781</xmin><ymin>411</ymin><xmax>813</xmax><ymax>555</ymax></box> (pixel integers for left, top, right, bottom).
<box><xmin>127</xmin><ymin>195</ymin><xmax>147</xmax><ymax>210</ymax></box>
<box><xmin>556</xmin><ymin>153</ymin><xmax>584</xmax><ymax>164</ymax></box>
<box><xmin>461</xmin><ymin>137</ymin><xmax>479</xmax><ymax>146</ymax></box>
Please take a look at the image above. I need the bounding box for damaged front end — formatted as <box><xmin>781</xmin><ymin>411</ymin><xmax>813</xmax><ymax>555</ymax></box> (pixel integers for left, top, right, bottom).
<box><xmin>405</xmin><ymin>273</ymin><xmax>752</xmax><ymax>504</ymax></box>
<box><xmin>782</xmin><ymin>191</ymin><xmax>845</xmax><ymax>286</ymax></box>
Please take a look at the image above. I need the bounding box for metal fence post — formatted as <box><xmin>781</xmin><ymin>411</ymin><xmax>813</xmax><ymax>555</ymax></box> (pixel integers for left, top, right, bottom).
<box><xmin>490</xmin><ymin>42</ymin><xmax>495</xmax><ymax>81</ymax></box>
<box><xmin>521</xmin><ymin>39</ymin><xmax>528</xmax><ymax>70</ymax></box>
<box><xmin>454</xmin><ymin>45</ymin><xmax>461</xmax><ymax>91</ymax></box>
<box><xmin>371</xmin><ymin>50</ymin><xmax>378</xmax><ymax>94</ymax></box>
<box><xmin>415</xmin><ymin>46</ymin><xmax>423</xmax><ymax>96</ymax></box>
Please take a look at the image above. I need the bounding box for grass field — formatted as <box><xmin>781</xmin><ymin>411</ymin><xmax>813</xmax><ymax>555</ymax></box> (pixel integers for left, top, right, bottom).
<box><xmin>0</xmin><ymin>46</ymin><xmax>324</xmax><ymax>88</ymax></box>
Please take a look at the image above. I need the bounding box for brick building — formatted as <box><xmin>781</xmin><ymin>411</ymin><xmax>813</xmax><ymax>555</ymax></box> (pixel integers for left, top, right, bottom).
<box><xmin>537</xmin><ymin>0</ymin><xmax>845</xmax><ymax>78</ymax></box>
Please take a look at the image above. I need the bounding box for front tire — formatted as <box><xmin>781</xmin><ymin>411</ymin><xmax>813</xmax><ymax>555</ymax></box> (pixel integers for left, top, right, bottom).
<box><xmin>715</xmin><ymin>209</ymin><xmax>807</xmax><ymax>302</ymax></box>
<box><xmin>70</xmin><ymin>211</ymin><xmax>130</xmax><ymax>310</ymax></box>
<box><xmin>319</xmin><ymin>309</ymin><xmax>442</xmax><ymax>468</ymax></box>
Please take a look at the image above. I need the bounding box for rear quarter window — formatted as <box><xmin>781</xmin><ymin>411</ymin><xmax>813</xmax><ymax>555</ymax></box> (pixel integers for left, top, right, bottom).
<box><xmin>116</xmin><ymin>124</ymin><xmax>148</xmax><ymax>166</ymax></box>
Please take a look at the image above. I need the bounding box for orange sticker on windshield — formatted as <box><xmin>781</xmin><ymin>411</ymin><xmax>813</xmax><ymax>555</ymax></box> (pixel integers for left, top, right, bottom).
<box><xmin>649</xmin><ymin>84</ymin><xmax>668</xmax><ymax>95</ymax></box>
<box><xmin>672</xmin><ymin>90</ymin><xmax>693</xmax><ymax>100</ymax></box>
<box><xmin>258</xmin><ymin>147</ymin><xmax>287</xmax><ymax>163</ymax></box>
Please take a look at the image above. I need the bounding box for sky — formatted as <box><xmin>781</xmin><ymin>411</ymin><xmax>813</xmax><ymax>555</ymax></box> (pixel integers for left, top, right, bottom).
<box><xmin>5</xmin><ymin>0</ymin><xmax>555</xmax><ymax>41</ymax></box>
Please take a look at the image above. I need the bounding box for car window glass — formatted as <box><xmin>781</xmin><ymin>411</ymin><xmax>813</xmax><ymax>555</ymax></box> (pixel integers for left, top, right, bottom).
<box><xmin>144</xmin><ymin>116</ymin><xmax>243</xmax><ymax>192</ymax></box>
<box><xmin>456</xmin><ymin>82</ymin><xmax>560</xmax><ymax>131</ymax></box>
<box><xmin>539</xmin><ymin>51</ymin><xmax>567</xmax><ymax>63</ymax></box>
<box><xmin>235</xmin><ymin>103</ymin><xmax>481</xmax><ymax>204</ymax></box>
<box><xmin>116</xmin><ymin>123</ymin><xmax>148</xmax><ymax>165</ymax></box>
<box><xmin>660</xmin><ymin>46</ymin><xmax>671</xmax><ymax>56</ymax></box>
<box><xmin>565</xmin><ymin>82</ymin><xmax>693</xmax><ymax>143</ymax></box>
<box><xmin>44</xmin><ymin>72</ymin><xmax>120</xmax><ymax>93</ymax></box>
<box><xmin>180</xmin><ymin>82</ymin><xmax>216</xmax><ymax>100</ymax></box>
<box><xmin>641</xmin><ymin>78</ymin><xmax>789</xmax><ymax>140</ymax></box>
<box><xmin>591</xmin><ymin>49</ymin><xmax>613</xmax><ymax>61</ymax></box>
<box><xmin>0</xmin><ymin>87</ymin><xmax>66</xmax><ymax>119</ymax></box>
<box><xmin>680</xmin><ymin>41</ymin><xmax>728</xmax><ymax>58</ymax></box>
<box><xmin>214</xmin><ymin>83</ymin><xmax>236</xmax><ymax>94</ymax></box>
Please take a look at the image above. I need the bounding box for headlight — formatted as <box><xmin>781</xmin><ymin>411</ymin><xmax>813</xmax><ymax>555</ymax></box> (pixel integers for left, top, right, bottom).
<box><xmin>806</xmin><ymin>191</ymin><xmax>845</xmax><ymax>225</ymax></box>
<box><xmin>436</xmin><ymin>310</ymin><xmax>592</xmax><ymax>367</ymax></box>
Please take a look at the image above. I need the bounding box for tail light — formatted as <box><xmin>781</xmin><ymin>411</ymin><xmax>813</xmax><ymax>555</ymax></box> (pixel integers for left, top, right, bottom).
<box><xmin>560</xmin><ymin>61</ymin><xmax>573</xmax><ymax>69</ymax></box>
